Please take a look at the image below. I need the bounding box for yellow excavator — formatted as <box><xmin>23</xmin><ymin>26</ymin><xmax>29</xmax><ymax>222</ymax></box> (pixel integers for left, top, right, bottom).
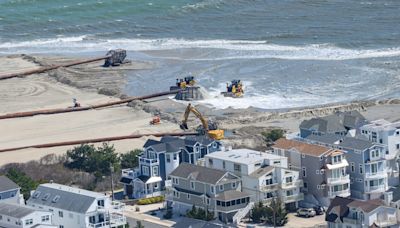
<box><xmin>180</xmin><ymin>103</ymin><xmax>224</xmax><ymax>140</ymax></box>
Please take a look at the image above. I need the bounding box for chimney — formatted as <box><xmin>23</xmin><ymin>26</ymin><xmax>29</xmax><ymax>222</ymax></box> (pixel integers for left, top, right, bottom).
<box><xmin>383</xmin><ymin>191</ymin><xmax>393</xmax><ymax>206</ymax></box>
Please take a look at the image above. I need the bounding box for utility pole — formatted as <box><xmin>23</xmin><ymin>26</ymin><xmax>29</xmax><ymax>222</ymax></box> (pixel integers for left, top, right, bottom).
<box><xmin>110</xmin><ymin>164</ymin><xmax>115</xmax><ymax>201</ymax></box>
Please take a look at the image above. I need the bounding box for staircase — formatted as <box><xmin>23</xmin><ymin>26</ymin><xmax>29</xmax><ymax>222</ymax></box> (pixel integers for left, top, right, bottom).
<box><xmin>233</xmin><ymin>202</ymin><xmax>254</xmax><ymax>225</ymax></box>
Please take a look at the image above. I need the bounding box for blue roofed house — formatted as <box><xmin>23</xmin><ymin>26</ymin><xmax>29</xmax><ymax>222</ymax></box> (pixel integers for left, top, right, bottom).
<box><xmin>299</xmin><ymin>111</ymin><xmax>368</xmax><ymax>138</ymax></box>
<box><xmin>304</xmin><ymin>134</ymin><xmax>389</xmax><ymax>200</ymax></box>
<box><xmin>120</xmin><ymin>136</ymin><xmax>222</xmax><ymax>199</ymax></box>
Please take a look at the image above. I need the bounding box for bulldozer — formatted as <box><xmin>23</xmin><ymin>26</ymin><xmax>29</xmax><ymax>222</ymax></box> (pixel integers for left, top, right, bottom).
<box><xmin>176</xmin><ymin>76</ymin><xmax>196</xmax><ymax>89</ymax></box>
<box><xmin>150</xmin><ymin>116</ymin><xmax>161</xmax><ymax>125</ymax></box>
<box><xmin>221</xmin><ymin>80</ymin><xmax>244</xmax><ymax>98</ymax></box>
<box><xmin>180</xmin><ymin>103</ymin><xmax>224</xmax><ymax>140</ymax></box>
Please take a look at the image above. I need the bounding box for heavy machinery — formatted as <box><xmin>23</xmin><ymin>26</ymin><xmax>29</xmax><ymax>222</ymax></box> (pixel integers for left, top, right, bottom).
<box><xmin>221</xmin><ymin>80</ymin><xmax>244</xmax><ymax>98</ymax></box>
<box><xmin>150</xmin><ymin>116</ymin><xmax>161</xmax><ymax>125</ymax></box>
<box><xmin>175</xmin><ymin>76</ymin><xmax>196</xmax><ymax>89</ymax></box>
<box><xmin>103</xmin><ymin>49</ymin><xmax>127</xmax><ymax>67</ymax></box>
<box><xmin>180</xmin><ymin>103</ymin><xmax>224</xmax><ymax>140</ymax></box>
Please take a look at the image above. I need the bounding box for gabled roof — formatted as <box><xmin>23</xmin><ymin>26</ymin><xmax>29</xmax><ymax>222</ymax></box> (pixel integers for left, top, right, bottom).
<box><xmin>0</xmin><ymin>202</ymin><xmax>45</xmax><ymax>219</ymax></box>
<box><xmin>0</xmin><ymin>176</ymin><xmax>19</xmax><ymax>192</ymax></box>
<box><xmin>273</xmin><ymin>138</ymin><xmax>331</xmax><ymax>157</ymax></box>
<box><xmin>119</xmin><ymin>177</ymin><xmax>133</xmax><ymax>184</ymax></box>
<box><xmin>305</xmin><ymin>134</ymin><xmax>375</xmax><ymax>151</ymax></box>
<box><xmin>170</xmin><ymin>163</ymin><xmax>233</xmax><ymax>185</ymax></box>
<box><xmin>347</xmin><ymin>199</ymin><xmax>383</xmax><ymax>213</ymax></box>
<box><xmin>300</xmin><ymin>111</ymin><xmax>367</xmax><ymax>133</ymax></box>
<box><xmin>27</xmin><ymin>183</ymin><xmax>103</xmax><ymax>214</ymax></box>
<box><xmin>387</xmin><ymin>187</ymin><xmax>400</xmax><ymax>202</ymax></box>
<box><xmin>184</xmin><ymin>136</ymin><xmax>214</xmax><ymax>146</ymax></box>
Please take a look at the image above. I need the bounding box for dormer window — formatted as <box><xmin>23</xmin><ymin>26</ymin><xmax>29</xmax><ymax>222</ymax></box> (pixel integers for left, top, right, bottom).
<box><xmin>332</xmin><ymin>155</ymin><xmax>342</xmax><ymax>164</ymax></box>
<box><xmin>42</xmin><ymin>193</ymin><xmax>50</xmax><ymax>201</ymax></box>
<box><xmin>33</xmin><ymin>191</ymin><xmax>41</xmax><ymax>199</ymax></box>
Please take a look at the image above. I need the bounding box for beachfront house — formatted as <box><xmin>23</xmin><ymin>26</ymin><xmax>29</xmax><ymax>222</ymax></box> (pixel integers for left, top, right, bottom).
<box><xmin>204</xmin><ymin>149</ymin><xmax>303</xmax><ymax>210</ymax></box>
<box><xmin>360</xmin><ymin>119</ymin><xmax>400</xmax><ymax>186</ymax></box>
<box><xmin>0</xmin><ymin>176</ymin><xmax>23</xmax><ymax>204</ymax></box>
<box><xmin>304</xmin><ymin>134</ymin><xmax>388</xmax><ymax>200</ymax></box>
<box><xmin>0</xmin><ymin>202</ymin><xmax>56</xmax><ymax>228</ymax></box>
<box><xmin>120</xmin><ymin>136</ymin><xmax>221</xmax><ymax>199</ymax></box>
<box><xmin>299</xmin><ymin>111</ymin><xmax>368</xmax><ymax>138</ymax></box>
<box><xmin>26</xmin><ymin>183</ymin><xmax>126</xmax><ymax>228</ymax></box>
<box><xmin>325</xmin><ymin>196</ymin><xmax>398</xmax><ymax>228</ymax></box>
<box><xmin>167</xmin><ymin>163</ymin><xmax>252</xmax><ymax>224</ymax></box>
<box><xmin>272</xmin><ymin>138</ymin><xmax>350</xmax><ymax>207</ymax></box>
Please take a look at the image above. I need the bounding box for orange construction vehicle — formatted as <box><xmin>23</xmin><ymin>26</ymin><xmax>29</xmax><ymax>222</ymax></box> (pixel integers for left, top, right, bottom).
<box><xmin>150</xmin><ymin>116</ymin><xmax>161</xmax><ymax>125</ymax></box>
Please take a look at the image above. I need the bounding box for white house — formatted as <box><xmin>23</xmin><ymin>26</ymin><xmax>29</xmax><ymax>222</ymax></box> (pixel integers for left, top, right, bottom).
<box><xmin>26</xmin><ymin>183</ymin><xmax>126</xmax><ymax>228</ymax></box>
<box><xmin>0</xmin><ymin>202</ymin><xmax>56</xmax><ymax>228</ymax></box>
<box><xmin>204</xmin><ymin>149</ymin><xmax>303</xmax><ymax>210</ymax></box>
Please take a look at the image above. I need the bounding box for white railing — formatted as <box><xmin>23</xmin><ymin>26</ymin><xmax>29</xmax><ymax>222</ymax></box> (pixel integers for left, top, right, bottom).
<box><xmin>88</xmin><ymin>214</ymin><xmax>126</xmax><ymax>228</ymax></box>
<box><xmin>365</xmin><ymin>185</ymin><xmax>386</xmax><ymax>193</ymax></box>
<box><xmin>327</xmin><ymin>189</ymin><xmax>350</xmax><ymax>198</ymax></box>
<box><xmin>375</xmin><ymin>217</ymin><xmax>397</xmax><ymax>227</ymax></box>
<box><xmin>260</xmin><ymin>183</ymin><xmax>279</xmax><ymax>191</ymax></box>
<box><xmin>121</xmin><ymin>168</ymin><xmax>139</xmax><ymax>178</ymax></box>
<box><xmin>139</xmin><ymin>157</ymin><xmax>159</xmax><ymax>164</ymax></box>
<box><xmin>365</xmin><ymin>171</ymin><xmax>387</xmax><ymax>179</ymax></box>
<box><xmin>283</xmin><ymin>193</ymin><xmax>304</xmax><ymax>203</ymax></box>
<box><xmin>281</xmin><ymin>180</ymin><xmax>303</xmax><ymax>189</ymax></box>
<box><xmin>233</xmin><ymin>202</ymin><xmax>254</xmax><ymax>225</ymax></box>
<box><xmin>327</xmin><ymin>175</ymin><xmax>350</xmax><ymax>184</ymax></box>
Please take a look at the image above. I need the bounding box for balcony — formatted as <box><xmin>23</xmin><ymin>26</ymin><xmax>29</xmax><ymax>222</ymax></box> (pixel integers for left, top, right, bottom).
<box><xmin>282</xmin><ymin>193</ymin><xmax>304</xmax><ymax>203</ymax></box>
<box><xmin>139</xmin><ymin>157</ymin><xmax>159</xmax><ymax>165</ymax></box>
<box><xmin>260</xmin><ymin>183</ymin><xmax>279</xmax><ymax>192</ymax></box>
<box><xmin>326</xmin><ymin>175</ymin><xmax>350</xmax><ymax>185</ymax></box>
<box><xmin>88</xmin><ymin>213</ymin><xmax>126</xmax><ymax>228</ymax></box>
<box><xmin>281</xmin><ymin>180</ymin><xmax>303</xmax><ymax>189</ymax></box>
<box><xmin>375</xmin><ymin>217</ymin><xmax>398</xmax><ymax>227</ymax></box>
<box><xmin>327</xmin><ymin>189</ymin><xmax>351</xmax><ymax>198</ymax></box>
<box><xmin>365</xmin><ymin>185</ymin><xmax>386</xmax><ymax>193</ymax></box>
<box><xmin>121</xmin><ymin>168</ymin><xmax>139</xmax><ymax>178</ymax></box>
<box><xmin>365</xmin><ymin>171</ymin><xmax>387</xmax><ymax>179</ymax></box>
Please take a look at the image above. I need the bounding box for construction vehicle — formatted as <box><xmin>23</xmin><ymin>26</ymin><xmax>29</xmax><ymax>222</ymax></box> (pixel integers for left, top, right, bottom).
<box><xmin>176</xmin><ymin>76</ymin><xmax>196</xmax><ymax>89</ymax></box>
<box><xmin>72</xmin><ymin>98</ymin><xmax>81</xmax><ymax>108</ymax></box>
<box><xmin>221</xmin><ymin>80</ymin><xmax>244</xmax><ymax>98</ymax></box>
<box><xmin>150</xmin><ymin>116</ymin><xmax>161</xmax><ymax>125</ymax></box>
<box><xmin>103</xmin><ymin>49</ymin><xmax>127</xmax><ymax>67</ymax></box>
<box><xmin>180</xmin><ymin>103</ymin><xmax>224</xmax><ymax>140</ymax></box>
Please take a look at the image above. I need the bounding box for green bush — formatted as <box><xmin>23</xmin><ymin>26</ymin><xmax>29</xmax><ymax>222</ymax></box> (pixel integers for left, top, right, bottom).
<box><xmin>186</xmin><ymin>205</ymin><xmax>214</xmax><ymax>221</ymax></box>
<box><xmin>137</xmin><ymin>196</ymin><xmax>165</xmax><ymax>205</ymax></box>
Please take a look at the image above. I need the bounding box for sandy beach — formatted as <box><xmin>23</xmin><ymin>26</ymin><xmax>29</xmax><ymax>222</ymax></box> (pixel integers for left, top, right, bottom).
<box><xmin>2</xmin><ymin>54</ymin><xmax>400</xmax><ymax>167</ymax></box>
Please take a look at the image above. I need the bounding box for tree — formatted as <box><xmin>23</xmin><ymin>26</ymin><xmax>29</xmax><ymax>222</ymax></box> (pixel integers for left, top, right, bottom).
<box><xmin>65</xmin><ymin>144</ymin><xmax>96</xmax><ymax>170</ymax></box>
<box><xmin>262</xmin><ymin>129</ymin><xmax>285</xmax><ymax>144</ymax></box>
<box><xmin>250</xmin><ymin>202</ymin><xmax>266</xmax><ymax>223</ymax></box>
<box><xmin>120</xmin><ymin>149</ymin><xmax>142</xmax><ymax>169</ymax></box>
<box><xmin>6</xmin><ymin>168</ymin><xmax>39</xmax><ymax>200</ymax></box>
<box><xmin>265</xmin><ymin>198</ymin><xmax>288</xmax><ymax>227</ymax></box>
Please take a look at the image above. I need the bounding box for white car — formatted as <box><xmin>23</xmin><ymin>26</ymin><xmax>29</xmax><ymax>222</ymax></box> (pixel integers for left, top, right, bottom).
<box><xmin>297</xmin><ymin>208</ymin><xmax>316</xmax><ymax>217</ymax></box>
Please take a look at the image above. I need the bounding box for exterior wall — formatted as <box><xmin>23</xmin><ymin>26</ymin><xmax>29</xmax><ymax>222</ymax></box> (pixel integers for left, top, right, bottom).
<box><xmin>28</xmin><ymin>203</ymin><xmax>86</xmax><ymax>228</ymax></box>
<box><xmin>164</xmin><ymin>152</ymin><xmax>180</xmax><ymax>181</ymax></box>
<box><xmin>0</xmin><ymin>211</ymin><xmax>54</xmax><ymax>228</ymax></box>
<box><xmin>0</xmin><ymin>189</ymin><xmax>20</xmax><ymax>204</ymax></box>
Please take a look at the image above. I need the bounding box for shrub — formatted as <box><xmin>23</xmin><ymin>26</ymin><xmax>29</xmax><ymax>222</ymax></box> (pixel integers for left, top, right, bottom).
<box><xmin>137</xmin><ymin>196</ymin><xmax>164</xmax><ymax>205</ymax></box>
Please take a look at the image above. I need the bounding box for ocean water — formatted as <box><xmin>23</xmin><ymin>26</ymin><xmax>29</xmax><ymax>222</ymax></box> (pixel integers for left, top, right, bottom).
<box><xmin>1</xmin><ymin>0</ymin><xmax>400</xmax><ymax>109</ymax></box>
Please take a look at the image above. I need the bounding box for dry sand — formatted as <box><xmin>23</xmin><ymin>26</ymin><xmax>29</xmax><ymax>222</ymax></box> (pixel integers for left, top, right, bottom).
<box><xmin>0</xmin><ymin>55</ymin><xmax>178</xmax><ymax>166</ymax></box>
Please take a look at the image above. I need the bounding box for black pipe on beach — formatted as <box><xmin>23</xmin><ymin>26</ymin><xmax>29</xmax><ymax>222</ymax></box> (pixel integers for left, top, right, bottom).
<box><xmin>0</xmin><ymin>56</ymin><xmax>109</xmax><ymax>80</ymax></box>
<box><xmin>0</xmin><ymin>132</ymin><xmax>198</xmax><ymax>153</ymax></box>
<box><xmin>0</xmin><ymin>90</ymin><xmax>181</xmax><ymax>120</ymax></box>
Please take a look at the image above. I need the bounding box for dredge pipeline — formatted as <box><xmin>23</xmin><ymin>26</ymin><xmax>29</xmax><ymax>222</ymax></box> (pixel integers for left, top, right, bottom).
<box><xmin>0</xmin><ymin>56</ymin><xmax>109</xmax><ymax>80</ymax></box>
<box><xmin>0</xmin><ymin>132</ymin><xmax>198</xmax><ymax>153</ymax></box>
<box><xmin>0</xmin><ymin>90</ymin><xmax>180</xmax><ymax>120</ymax></box>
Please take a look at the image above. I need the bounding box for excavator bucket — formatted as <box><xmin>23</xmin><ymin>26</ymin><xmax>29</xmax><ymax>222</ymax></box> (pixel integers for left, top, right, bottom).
<box><xmin>180</xmin><ymin>123</ymin><xmax>189</xmax><ymax>130</ymax></box>
<box><xmin>208</xmin><ymin>130</ymin><xmax>224</xmax><ymax>140</ymax></box>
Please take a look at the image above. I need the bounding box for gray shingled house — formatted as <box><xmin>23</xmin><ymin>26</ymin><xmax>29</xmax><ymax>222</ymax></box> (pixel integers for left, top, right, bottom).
<box><xmin>0</xmin><ymin>176</ymin><xmax>22</xmax><ymax>204</ymax></box>
<box><xmin>120</xmin><ymin>136</ymin><xmax>221</xmax><ymax>199</ymax></box>
<box><xmin>167</xmin><ymin>163</ymin><xmax>252</xmax><ymax>224</ymax></box>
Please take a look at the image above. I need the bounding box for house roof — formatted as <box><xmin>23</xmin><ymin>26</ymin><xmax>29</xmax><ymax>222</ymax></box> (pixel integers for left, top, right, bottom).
<box><xmin>347</xmin><ymin>199</ymin><xmax>383</xmax><ymax>213</ymax></box>
<box><xmin>119</xmin><ymin>177</ymin><xmax>133</xmax><ymax>184</ymax></box>
<box><xmin>170</xmin><ymin>163</ymin><xmax>231</xmax><ymax>185</ymax></box>
<box><xmin>144</xmin><ymin>136</ymin><xmax>215</xmax><ymax>153</ymax></box>
<box><xmin>300</xmin><ymin>111</ymin><xmax>367</xmax><ymax>133</ymax></box>
<box><xmin>305</xmin><ymin>134</ymin><xmax>375</xmax><ymax>151</ymax></box>
<box><xmin>273</xmin><ymin>138</ymin><xmax>331</xmax><ymax>157</ymax></box>
<box><xmin>215</xmin><ymin>190</ymin><xmax>251</xmax><ymax>201</ymax></box>
<box><xmin>0</xmin><ymin>202</ymin><xmax>42</xmax><ymax>219</ymax></box>
<box><xmin>249</xmin><ymin>166</ymin><xmax>275</xmax><ymax>178</ymax></box>
<box><xmin>205</xmin><ymin>149</ymin><xmax>284</xmax><ymax>165</ymax></box>
<box><xmin>387</xmin><ymin>187</ymin><xmax>400</xmax><ymax>202</ymax></box>
<box><xmin>184</xmin><ymin>136</ymin><xmax>214</xmax><ymax>146</ymax></box>
<box><xmin>27</xmin><ymin>183</ymin><xmax>104</xmax><ymax>214</ymax></box>
<box><xmin>0</xmin><ymin>176</ymin><xmax>19</xmax><ymax>192</ymax></box>
<box><xmin>325</xmin><ymin>197</ymin><xmax>385</xmax><ymax>223</ymax></box>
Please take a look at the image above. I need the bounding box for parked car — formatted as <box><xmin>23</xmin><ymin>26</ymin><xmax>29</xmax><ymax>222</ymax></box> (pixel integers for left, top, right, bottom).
<box><xmin>297</xmin><ymin>208</ymin><xmax>316</xmax><ymax>217</ymax></box>
<box><xmin>313</xmin><ymin>206</ymin><xmax>324</xmax><ymax>215</ymax></box>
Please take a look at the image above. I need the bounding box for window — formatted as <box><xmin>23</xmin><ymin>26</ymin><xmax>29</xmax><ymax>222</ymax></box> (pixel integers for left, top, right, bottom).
<box><xmin>351</xmin><ymin>162</ymin><xmax>355</xmax><ymax>172</ymax></box>
<box><xmin>208</xmin><ymin>158</ymin><xmax>213</xmax><ymax>167</ymax></box>
<box><xmin>52</xmin><ymin>195</ymin><xmax>60</xmax><ymax>203</ymax></box>
<box><xmin>206</xmin><ymin>198</ymin><xmax>210</xmax><ymax>205</ymax></box>
<box><xmin>60</xmin><ymin>225</ymin><xmax>64</xmax><ymax>228</ymax></box>
<box><xmin>152</xmin><ymin>166</ymin><xmax>158</xmax><ymax>176</ymax></box>
<box><xmin>232</xmin><ymin>200</ymin><xmax>236</xmax><ymax>206</ymax></box>
<box><xmin>187</xmin><ymin>194</ymin><xmax>190</xmax><ymax>199</ymax></box>
<box><xmin>173</xmin><ymin>178</ymin><xmax>179</xmax><ymax>185</ymax></box>
<box><xmin>33</xmin><ymin>191</ymin><xmax>41</xmax><ymax>198</ymax></box>
<box><xmin>359</xmin><ymin>164</ymin><xmax>363</xmax><ymax>174</ymax></box>
<box><xmin>286</xmin><ymin>176</ymin><xmax>293</xmax><ymax>183</ymax></box>
<box><xmin>219</xmin><ymin>184</ymin><xmax>224</xmax><ymax>191</ymax></box>
<box><xmin>213</xmin><ymin>142</ymin><xmax>218</xmax><ymax>148</ymax></box>
<box><xmin>222</xmin><ymin>161</ymin><xmax>226</xmax><ymax>169</ymax></box>
<box><xmin>397</xmin><ymin>144</ymin><xmax>400</xmax><ymax>150</ymax></box>
<box><xmin>302</xmin><ymin>167</ymin><xmax>306</xmax><ymax>177</ymax></box>
<box><xmin>316</xmin><ymin>170</ymin><xmax>320</xmax><ymax>174</ymax></box>
<box><xmin>191</xmin><ymin>181</ymin><xmax>195</xmax><ymax>190</ymax></box>
<box><xmin>97</xmin><ymin>199</ymin><xmax>104</xmax><ymax>207</ymax></box>
<box><xmin>232</xmin><ymin>182</ymin><xmax>236</xmax><ymax>188</ymax></box>
<box><xmin>333</xmin><ymin>155</ymin><xmax>342</xmax><ymax>164</ymax></box>
<box><xmin>0</xmin><ymin>215</ymin><xmax>2</xmax><ymax>220</ymax></box>
<box><xmin>173</xmin><ymin>153</ymin><xmax>177</xmax><ymax>160</ymax></box>
<box><xmin>166</xmin><ymin>154</ymin><xmax>171</xmax><ymax>163</ymax></box>
<box><xmin>303</xmin><ymin>182</ymin><xmax>308</xmax><ymax>188</ymax></box>
<box><xmin>320</xmin><ymin>169</ymin><xmax>325</xmax><ymax>174</ymax></box>
<box><xmin>42</xmin><ymin>215</ymin><xmax>50</xmax><ymax>222</ymax></box>
<box><xmin>234</xmin><ymin>163</ymin><xmax>241</xmax><ymax>172</ymax></box>
<box><xmin>371</xmin><ymin>163</ymin><xmax>378</xmax><ymax>174</ymax></box>
<box><xmin>236</xmin><ymin>199</ymin><xmax>241</xmax><ymax>204</ymax></box>
<box><xmin>217</xmin><ymin>201</ymin><xmax>221</xmax><ymax>206</ymax></box>
<box><xmin>42</xmin><ymin>193</ymin><xmax>51</xmax><ymax>201</ymax></box>
<box><xmin>25</xmin><ymin>219</ymin><xmax>33</xmax><ymax>225</ymax></box>
<box><xmin>302</xmin><ymin>154</ymin><xmax>305</xmax><ymax>158</ymax></box>
<box><xmin>210</xmin><ymin>186</ymin><xmax>215</xmax><ymax>193</ymax></box>
<box><xmin>371</xmin><ymin>150</ymin><xmax>380</xmax><ymax>158</ymax></box>
<box><xmin>143</xmin><ymin>166</ymin><xmax>150</xmax><ymax>176</ymax></box>
<box><xmin>59</xmin><ymin>211</ymin><xmax>63</xmax><ymax>218</ymax></box>
<box><xmin>317</xmin><ymin>185</ymin><xmax>320</xmax><ymax>189</ymax></box>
